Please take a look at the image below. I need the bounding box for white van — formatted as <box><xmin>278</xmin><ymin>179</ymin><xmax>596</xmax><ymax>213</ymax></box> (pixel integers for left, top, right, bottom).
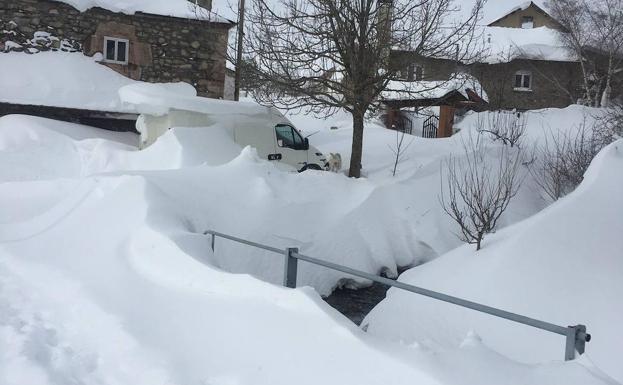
<box><xmin>135</xmin><ymin>104</ymin><xmax>328</xmax><ymax>172</ymax></box>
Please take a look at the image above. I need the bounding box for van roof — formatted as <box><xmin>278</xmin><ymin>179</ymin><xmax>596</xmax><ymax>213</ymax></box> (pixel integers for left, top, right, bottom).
<box><xmin>119</xmin><ymin>83</ymin><xmax>278</xmax><ymax>118</ymax></box>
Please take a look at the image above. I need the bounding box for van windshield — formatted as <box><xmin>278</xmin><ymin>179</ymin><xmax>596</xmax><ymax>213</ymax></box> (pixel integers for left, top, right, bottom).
<box><xmin>275</xmin><ymin>124</ymin><xmax>304</xmax><ymax>149</ymax></box>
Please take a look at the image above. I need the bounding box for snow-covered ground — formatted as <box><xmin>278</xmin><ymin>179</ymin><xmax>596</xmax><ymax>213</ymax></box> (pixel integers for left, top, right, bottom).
<box><xmin>363</xmin><ymin>139</ymin><xmax>623</xmax><ymax>381</ymax></box>
<box><xmin>0</xmin><ymin>101</ymin><xmax>620</xmax><ymax>384</ymax></box>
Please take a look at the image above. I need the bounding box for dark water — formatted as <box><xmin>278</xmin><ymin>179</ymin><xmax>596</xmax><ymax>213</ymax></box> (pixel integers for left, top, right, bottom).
<box><xmin>323</xmin><ymin>281</ymin><xmax>392</xmax><ymax>325</ymax></box>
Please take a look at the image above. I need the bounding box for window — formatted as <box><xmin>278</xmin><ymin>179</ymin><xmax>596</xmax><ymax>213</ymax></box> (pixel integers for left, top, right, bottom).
<box><xmin>275</xmin><ymin>124</ymin><xmax>305</xmax><ymax>149</ymax></box>
<box><xmin>514</xmin><ymin>70</ymin><xmax>532</xmax><ymax>91</ymax></box>
<box><xmin>521</xmin><ymin>16</ymin><xmax>534</xmax><ymax>29</ymax></box>
<box><xmin>398</xmin><ymin>63</ymin><xmax>424</xmax><ymax>81</ymax></box>
<box><xmin>413</xmin><ymin>65</ymin><xmax>424</xmax><ymax>81</ymax></box>
<box><xmin>104</xmin><ymin>37</ymin><xmax>129</xmax><ymax>64</ymax></box>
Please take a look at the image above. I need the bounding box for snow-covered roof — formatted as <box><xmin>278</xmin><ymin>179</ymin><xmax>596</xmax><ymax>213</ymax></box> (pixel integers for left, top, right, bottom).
<box><xmin>453</xmin><ymin>0</ymin><xmax>549</xmax><ymax>26</ymax></box>
<box><xmin>382</xmin><ymin>73</ymin><xmax>488</xmax><ymax>103</ymax></box>
<box><xmin>483</xmin><ymin>1</ymin><xmax>550</xmax><ymax>25</ymax></box>
<box><xmin>483</xmin><ymin>26</ymin><xmax>575</xmax><ymax>63</ymax></box>
<box><xmin>426</xmin><ymin>1</ymin><xmax>574</xmax><ymax>64</ymax></box>
<box><xmin>0</xmin><ymin>51</ymin><xmax>193</xmax><ymax>114</ymax></box>
<box><xmin>55</xmin><ymin>0</ymin><xmax>232</xmax><ymax>23</ymax></box>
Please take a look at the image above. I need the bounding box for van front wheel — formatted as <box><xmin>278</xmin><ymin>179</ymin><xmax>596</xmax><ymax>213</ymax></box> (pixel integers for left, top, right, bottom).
<box><xmin>299</xmin><ymin>164</ymin><xmax>323</xmax><ymax>172</ymax></box>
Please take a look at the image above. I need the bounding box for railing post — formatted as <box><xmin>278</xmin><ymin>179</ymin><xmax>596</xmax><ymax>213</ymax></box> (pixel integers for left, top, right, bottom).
<box><xmin>211</xmin><ymin>233</ymin><xmax>215</xmax><ymax>252</ymax></box>
<box><xmin>565</xmin><ymin>325</ymin><xmax>590</xmax><ymax>361</ymax></box>
<box><xmin>283</xmin><ymin>247</ymin><xmax>298</xmax><ymax>288</ymax></box>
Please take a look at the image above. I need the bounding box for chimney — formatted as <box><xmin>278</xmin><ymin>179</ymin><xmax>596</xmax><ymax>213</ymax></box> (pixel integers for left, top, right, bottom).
<box><xmin>190</xmin><ymin>0</ymin><xmax>212</xmax><ymax>11</ymax></box>
<box><xmin>377</xmin><ymin>0</ymin><xmax>393</xmax><ymax>67</ymax></box>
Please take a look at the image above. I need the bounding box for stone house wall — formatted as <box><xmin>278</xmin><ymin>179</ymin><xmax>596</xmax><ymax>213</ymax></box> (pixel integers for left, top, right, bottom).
<box><xmin>389</xmin><ymin>52</ymin><xmax>583</xmax><ymax>111</ymax></box>
<box><xmin>471</xmin><ymin>59</ymin><xmax>582</xmax><ymax>110</ymax></box>
<box><xmin>0</xmin><ymin>0</ymin><xmax>232</xmax><ymax>98</ymax></box>
<box><xmin>390</xmin><ymin>51</ymin><xmax>461</xmax><ymax>81</ymax></box>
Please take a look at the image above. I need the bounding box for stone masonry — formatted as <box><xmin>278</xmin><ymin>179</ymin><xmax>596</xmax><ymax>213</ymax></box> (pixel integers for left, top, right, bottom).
<box><xmin>389</xmin><ymin>52</ymin><xmax>584</xmax><ymax>111</ymax></box>
<box><xmin>0</xmin><ymin>0</ymin><xmax>233</xmax><ymax>98</ymax></box>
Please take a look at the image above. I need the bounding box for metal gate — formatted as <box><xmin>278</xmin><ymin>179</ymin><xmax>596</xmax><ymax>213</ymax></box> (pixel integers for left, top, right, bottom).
<box><xmin>422</xmin><ymin>115</ymin><xmax>439</xmax><ymax>138</ymax></box>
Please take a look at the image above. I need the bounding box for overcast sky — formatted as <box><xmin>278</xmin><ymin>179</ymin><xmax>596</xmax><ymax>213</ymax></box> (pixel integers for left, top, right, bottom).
<box><xmin>211</xmin><ymin>0</ymin><xmax>243</xmax><ymax>21</ymax></box>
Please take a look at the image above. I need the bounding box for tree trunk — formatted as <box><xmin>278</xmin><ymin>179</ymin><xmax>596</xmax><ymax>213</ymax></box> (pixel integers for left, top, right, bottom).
<box><xmin>578</xmin><ymin>57</ymin><xmax>593</xmax><ymax>106</ymax></box>
<box><xmin>349</xmin><ymin>110</ymin><xmax>365</xmax><ymax>178</ymax></box>
<box><xmin>601</xmin><ymin>54</ymin><xmax>614</xmax><ymax>107</ymax></box>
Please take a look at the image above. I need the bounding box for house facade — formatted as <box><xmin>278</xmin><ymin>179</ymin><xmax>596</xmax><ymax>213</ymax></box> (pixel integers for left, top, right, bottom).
<box><xmin>388</xmin><ymin>1</ymin><xmax>584</xmax><ymax>116</ymax></box>
<box><xmin>0</xmin><ymin>0</ymin><xmax>233</xmax><ymax>130</ymax></box>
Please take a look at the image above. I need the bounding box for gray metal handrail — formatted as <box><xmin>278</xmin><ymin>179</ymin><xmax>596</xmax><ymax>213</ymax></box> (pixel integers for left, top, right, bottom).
<box><xmin>204</xmin><ymin>229</ymin><xmax>590</xmax><ymax>361</ymax></box>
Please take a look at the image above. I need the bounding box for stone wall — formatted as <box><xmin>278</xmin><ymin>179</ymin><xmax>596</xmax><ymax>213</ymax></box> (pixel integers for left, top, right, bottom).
<box><xmin>0</xmin><ymin>0</ymin><xmax>232</xmax><ymax>98</ymax></box>
<box><xmin>390</xmin><ymin>51</ymin><xmax>462</xmax><ymax>81</ymax></box>
<box><xmin>389</xmin><ymin>52</ymin><xmax>583</xmax><ymax>111</ymax></box>
<box><xmin>471</xmin><ymin>59</ymin><xmax>582</xmax><ymax>110</ymax></box>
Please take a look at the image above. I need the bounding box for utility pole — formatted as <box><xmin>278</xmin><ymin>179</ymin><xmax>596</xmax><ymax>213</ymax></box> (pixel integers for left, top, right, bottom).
<box><xmin>234</xmin><ymin>0</ymin><xmax>246</xmax><ymax>101</ymax></box>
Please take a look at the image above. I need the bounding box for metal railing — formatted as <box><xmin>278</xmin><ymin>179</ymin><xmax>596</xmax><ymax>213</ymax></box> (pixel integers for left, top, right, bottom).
<box><xmin>204</xmin><ymin>229</ymin><xmax>591</xmax><ymax>361</ymax></box>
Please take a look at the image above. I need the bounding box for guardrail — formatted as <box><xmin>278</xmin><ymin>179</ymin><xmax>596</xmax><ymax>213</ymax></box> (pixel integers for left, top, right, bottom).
<box><xmin>204</xmin><ymin>229</ymin><xmax>591</xmax><ymax>361</ymax></box>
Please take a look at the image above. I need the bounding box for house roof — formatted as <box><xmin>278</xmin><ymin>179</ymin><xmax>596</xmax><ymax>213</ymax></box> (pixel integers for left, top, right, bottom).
<box><xmin>381</xmin><ymin>73</ymin><xmax>489</xmax><ymax>106</ymax></box>
<box><xmin>454</xmin><ymin>0</ymin><xmax>549</xmax><ymax>26</ymax></box>
<box><xmin>482</xmin><ymin>26</ymin><xmax>575</xmax><ymax>63</ymax></box>
<box><xmin>52</xmin><ymin>0</ymin><xmax>234</xmax><ymax>24</ymax></box>
<box><xmin>393</xmin><ymin>0</ymin><xmax>575</xmax><ymax>64</ymax></box>
<box><xmin>486</xmin><ymin>1</ymin><xmax>564</xmax><ymax>29</ymax></box>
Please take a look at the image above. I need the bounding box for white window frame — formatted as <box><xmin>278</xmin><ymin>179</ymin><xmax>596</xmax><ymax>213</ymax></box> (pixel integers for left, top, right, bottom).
<box><xmin>103</xmin><ymin>37</ymin><xmax>129</xmax><ymax>65</ymax></box>
<box><xmin>514</xmin><ymin>70</ymin><xmax>532</xmax><ymax>91</ymax></box>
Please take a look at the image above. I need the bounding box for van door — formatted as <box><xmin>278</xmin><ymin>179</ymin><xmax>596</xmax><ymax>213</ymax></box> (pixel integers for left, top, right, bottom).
<box><xmin>233</xmin><ymin>117</ymin><xmax>278</xmax><ymax>161</ymax></box>
<box><xmin>274</xmin><ymin>124</ymin><xmax>309</xmax><ymax>170</ymax></box>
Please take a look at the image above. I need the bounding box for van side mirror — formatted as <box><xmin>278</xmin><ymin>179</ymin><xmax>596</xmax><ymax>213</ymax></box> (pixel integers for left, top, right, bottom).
<box><xmin>304</xmin><ymin>138</ymin><xmax>310</xmax><ymax>150</ymax></box>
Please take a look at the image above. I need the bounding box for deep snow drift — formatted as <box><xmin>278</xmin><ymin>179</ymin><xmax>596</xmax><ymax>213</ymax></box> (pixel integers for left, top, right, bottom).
<box><xmin>364</xmin><ymin>140</ymin><xmax>623</xmax><ymax>382</ymax></box>
<box><xmin>0</xmin><ymin>51</ymin><xmax>194</xmax><ymax>114</ymax></box>
<box><xmin>0</xmin><ymin>105</ymin><xmax>619</xmax><ymax>385</ymax></box>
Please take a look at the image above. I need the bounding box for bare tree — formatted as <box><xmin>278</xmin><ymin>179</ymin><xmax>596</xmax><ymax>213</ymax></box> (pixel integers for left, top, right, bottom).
<box><xmin>597</xmin><ymin>102</ymin><xmax>623</xmax><ymax>138</ymax></box>
<box><xmin>477</xmin><ymin>110</ymin><xmax>527</xmax><ymax>148</ymax></box>
<box><xmin>548</xmin><ymin>0</ymin><xmax>623</xmax><ymax>107</ymax></box>
<box><xmin>242</xmin><ymin>0</ymin><xmax>485</xmax><ymax>177</ymax></box>
<box><xmin>440</xmin><ymin>137</ymin><xmax>522</xmax><ymax>250</ymax></box>
<box><xmin>530</xmin><ymin>117</ymin><xmax>614</xmax><ymax>201</ymax></box>
<box><xmin>389</xmin><ymin>126</ymin><xmax>415</xmax><ymax>176</ymax></box>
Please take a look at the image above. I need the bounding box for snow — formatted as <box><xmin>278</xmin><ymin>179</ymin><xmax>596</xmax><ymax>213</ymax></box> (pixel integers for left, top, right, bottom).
<box><xmin>56</xmin><ymin>0</ymin><xmax>231</xmax><ymax>22</ymax></box>
<box><xmin>382</xmin><ymin>73</ymin><xmax>489</xmax><ymax>102</ymax></box>
<box><xmin>363</xmin><ymin>139</ymin><xmax>623</xmax><ymax>382</ymax></box>
<box><xmin>119</xmin><ymin>82</ymin><xmax>268</xmax><ymax>117</ymax></box>
<box><xmin>454</xmin><ymin>0</ymin><xmax>573</xmax><ymax>63</ymax></box>
<box><xmin>0</xmin><ymin>75</ymin><xmax>619</xmax><ymax>385</ymax></box>
<box><xmin>0</xmin><ymin>51</ymin><xmax>190</xmax><ymax>114</ymax></box>
<box><xmin>457</xmin><ymin>0</ymin><xmax>550</xmax><ymax>27</ymax></box>
<box><xmin>0</xmin><ymin>108</ymin><xmax>618</xmax><ymax>385</ymax></box>
<box><xmin>483</xmin><ymin>26</ymin><xmax>574</xmax><ymax>63</ymax></box>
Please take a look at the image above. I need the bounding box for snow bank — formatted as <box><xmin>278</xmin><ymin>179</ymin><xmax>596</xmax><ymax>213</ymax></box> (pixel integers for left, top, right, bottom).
<box><xmin>363</xmin><ymin>140</ymin><xmax>623</xmax><ymax>382</ymax></box>
<box><xmin>0</xmin><ymin>51</ymin><xmax>188</xmax><ymax>114</ymax></box>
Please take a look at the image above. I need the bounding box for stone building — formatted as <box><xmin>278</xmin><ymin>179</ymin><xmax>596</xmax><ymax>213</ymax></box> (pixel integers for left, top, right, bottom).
<box><xmin>389</xmin><ymin>1</ymin><xmax>583</xmax><ymax>113</ymax></box>
<box><xmin>0</xmin><ymin>0</ymin><xmax>233</xmax><ymax>130</ymax></box>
